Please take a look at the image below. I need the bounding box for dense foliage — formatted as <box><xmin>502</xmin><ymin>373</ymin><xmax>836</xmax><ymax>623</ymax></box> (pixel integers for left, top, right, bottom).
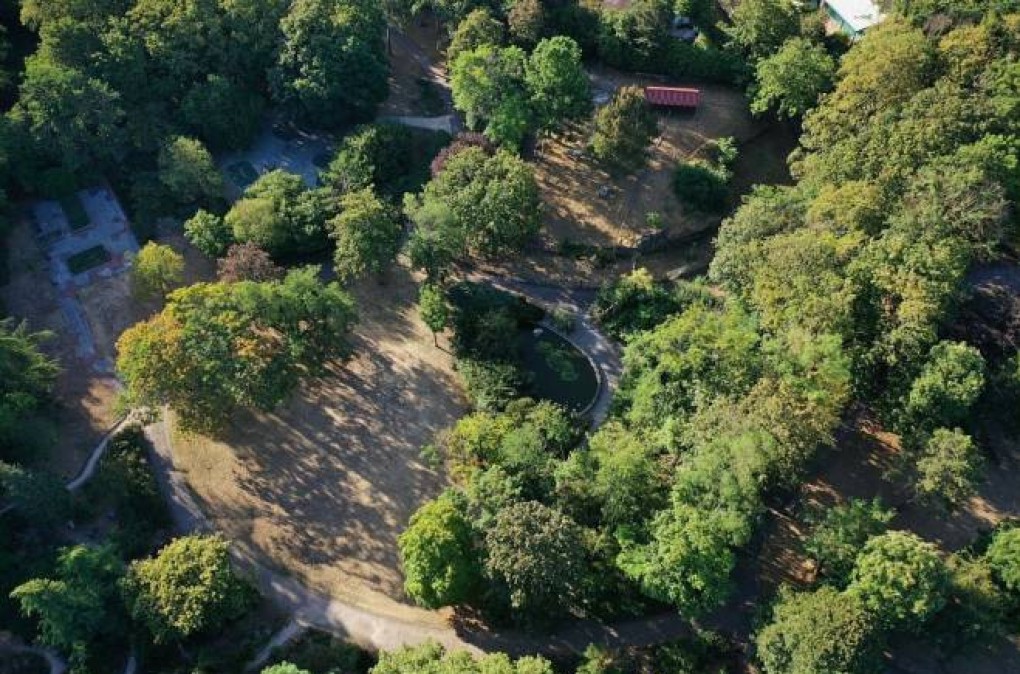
<box><xmin>116</xmin><ymin>267</ymin><xmax>356</xmax><ymax>431</ymax></box>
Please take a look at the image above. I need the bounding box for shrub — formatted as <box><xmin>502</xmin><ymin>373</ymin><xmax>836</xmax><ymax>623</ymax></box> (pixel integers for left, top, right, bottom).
<box><xmin>673</xmin><ymin>162</ymin><xmax>728</xmax><ymax>212</ymax></box>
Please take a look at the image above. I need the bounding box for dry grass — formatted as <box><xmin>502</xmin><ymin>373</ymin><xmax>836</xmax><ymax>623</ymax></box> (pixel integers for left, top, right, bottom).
<box><xmin>171</xmin><ymin>264</ymin><xmax>467</xmax><ymax>620</ymax></box>
<box><xmin>534</xmin><ymin>78</ymin><xmax>760</xmax><ymax>250</ymax></box>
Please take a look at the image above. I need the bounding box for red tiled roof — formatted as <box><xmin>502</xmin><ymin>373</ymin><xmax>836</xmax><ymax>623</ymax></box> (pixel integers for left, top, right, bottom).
<box><xmin>644</xmin><ymin>86</ymin><xmax>701</xmax><ymax>108</ymax></box>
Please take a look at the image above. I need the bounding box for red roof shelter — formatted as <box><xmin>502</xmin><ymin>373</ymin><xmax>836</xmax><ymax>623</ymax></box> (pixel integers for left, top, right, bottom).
<box><xmin>644</xmin><ymin>86</ymin><xmax>701</xmax><ymax>108</ymax></box>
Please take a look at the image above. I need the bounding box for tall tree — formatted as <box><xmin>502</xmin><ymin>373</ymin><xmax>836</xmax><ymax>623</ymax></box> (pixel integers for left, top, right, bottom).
<box><xmin>751</xmin><ymin>37</ymin><xmax>835</xmax><ymax>119</ymax></box>
<box><xmin>122</xmin><ymin>535</ymin><xmax>251</xmax><ymax>643</ymax></box>
<box><xmin>271</xmin><ymin>0</ymin><xmax>389</xmax><ymax>127</ymax></box>
<box><xmin>329</xmin><ymin>187</ymin><xmax>402</xmax><ymax>281</ymax></box>
<box><xmin>526</xmin><ymin>36</ymin><xmax>591</xmax><ymax>131</ymax></box>
<box><xmin>117</xmin><ymin>268</ymin><xmax>356</xmax><ymax>431</ymax></box>
<box><xmin>590</xmin><ymin>86</ymin><xmax>658</xmax><ymax>175</ymax></box>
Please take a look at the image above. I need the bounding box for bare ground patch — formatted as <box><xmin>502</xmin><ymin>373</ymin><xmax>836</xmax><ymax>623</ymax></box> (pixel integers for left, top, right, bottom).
<box><xmin>171</xmin><ymin>265</ymin><xmax>466</xmax><ymax>621</ymax></box>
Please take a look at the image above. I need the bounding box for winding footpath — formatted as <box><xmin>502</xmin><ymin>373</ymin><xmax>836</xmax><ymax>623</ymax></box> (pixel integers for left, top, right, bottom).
<box><xmin>136</xmin><ymin>275</ymin><xmax>698</xmax><ymax>662</ymax></box>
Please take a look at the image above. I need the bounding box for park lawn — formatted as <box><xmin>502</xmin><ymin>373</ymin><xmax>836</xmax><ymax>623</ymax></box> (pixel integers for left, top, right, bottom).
<box><xmin>170</xmin><ymin>263</ymin><xmax>466</xmax><ymax>623</ymax></box>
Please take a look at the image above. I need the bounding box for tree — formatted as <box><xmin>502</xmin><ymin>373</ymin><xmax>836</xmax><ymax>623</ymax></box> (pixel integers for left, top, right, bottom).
<box><xmin>525</xmin><ymin>36</ymin><xmax>591</xmax><ymax>131</ymax></box>
<box><xmin>131</xmin><ymin>242</ymin><xmax>184</xmax><ymax>301</ymax></box>
<box><xmin>586</xmin><ymin>422</ymin><xmax>666</xmax><ymax>528</ymax></box>
<box><xmin>372</xmin><ymin>642</ymin><xmax>555</xmax><ymax>674</ymax></box>
<box><xmin>618</xmin><ymin>504</ymin><xmax>737</xmax><ymax>616</ymax></box>
<box><xmin>419</xmin><ymin>283</ymin><xmax>449</xmax><ymax>346</ymax></box>
<box><xmin>804</xmin><ymin>499</ymin><xmax>894</xmax><ymax>585</ymax></box>
<box><xmin>484</xmin><ymin>501</ymin><xmax>588</xmax><ymax>617</ymax></box>
<box><xmin>914</xmin><ymin>428</ymin><xmax>982</xmax><ymax>507</ymax></box>
<box><xmin>117</xmin><ymin>268</ymin><xmax>356</xmax><ymax>431</ymax></box>
<box><xmin>450</xmin><ymin>44</ymin><xmax>531</xmax><ymax>147</ymax></box>
<box><xmin>725</xmin><ymin>0</ymin><xmax>800</xmax><ymax>60</ymax></box>
<box><xmin>755</xmin><ymin>586</ymin><xmax>879</xmax><ymax>674</ymax></box>
<box><xmin>9</xmin><ymin>56</ymin><xmax>126</xmax><ymax>182</ymax></box>
<box><xmin>0</xmin><ymin>462</ymin><xmax>71</xmax><ymax>530</ymax></box>
<box><xmin>217</xmin><ymin>243</ymin><xmax>283</xmax><ymax>283</ymax></box>
<box><xmin>398</xmin><ymin>492</ymin><xmax>481</xmax><ymax>608</ymax></box>
<box><xmin>184</xmin><ymin>209</ymin><xmax>233</xmax><ymax>257</ymax></box>
<box><xmin>262</xmin><ymin>664</ymin><xmax>310</xmax><ymax>674</ymax></box>
<box><xmin>508</xmin><ymin>0</ymin><xmax>545</xmax><ymax>48</ymax></box>
<box><xmin>122</xmin><ymin>535</ymin><xmax>252</xmax><ymax>643</ymax></box>
<box><xmin>0</xmin><ymin>319</ymin><xmax>60</xmax><ymax>462</ymax></box>
<box><xmin>405</xmin><ymin>147</ymin><xmax>540</xmax><ymax>260</ymax></box>
<box><xmin>590</xmin><ymin>86</ymin><xmax>658</xmax><ymax>175</ymax></box>
<box><xmin>901</xmin><ymin>341</ymin><xmax>985</xmax><ymax>434</ymax></box>
<box><xmin>181</xmin><ymin>75</ymin><xmax>266</xmax><ymax>152</ymax></box>
<box><xmin>448</xmin><ymin>8</ymin><xmax>504</xmax><ymax>61</ymax></box>
<box><xmin>985</xmin><ymin>528</ymin><xmax>1020</xmax><ymax>600</ymax></box>
<box><xmin>751</xmin><ymin>37</ymin><xmax>835</xmax><ymax>119</ymax></box>
<box><xmin>271</xmin><ymin>0</ymin><xmax>389</xmax><ymax>127</ymax></box>
<box><xmin>225</xmin><ymin>171</ymin><xmax>334</xmax><ymax>257</ymax></box>
<box><xmin>329</xmin><ymin>187</ymin><xmax>402</xmax><ymax>281</ymax></box>
<box><xmin>847</xmin><ymin>531</ymin><xmax>949</xmax><ymax>630</ymax></box>
<box><xmin>156</xmin><ymin>136</ymin><xmax>223</xmax><ymax>210</ymax></box>
<box><xmin>11</xmin><ymin>545</ymin><xmax>126</xmax><ymax>672</ymax></box>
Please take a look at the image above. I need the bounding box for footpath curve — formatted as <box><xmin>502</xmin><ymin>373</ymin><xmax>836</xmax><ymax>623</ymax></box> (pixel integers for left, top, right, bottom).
<box><xmin>139</xmin><ymin>274</ymin><xmax>698</xmax><ymax>659</ymax></box>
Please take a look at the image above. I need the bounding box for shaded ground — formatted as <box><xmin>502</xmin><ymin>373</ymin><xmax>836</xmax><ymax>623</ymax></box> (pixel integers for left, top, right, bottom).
<box><xmin>170</xmin><ymin>264</ymin><xmax>467</xmax><ymax>620</ymax></box>
<box><xmin>218</xmin><ymin>121</ymin><xmax>334</xmax><ymax>198</ymax></box>
<box><xmin>0</xmin><ymin>220</ymin><xmax>120</xmax><ymax>478</ymax></box>
<box><xmin>380</xmin><ymin>22</ymin><xmax>449</xmax><ymax>118</ymax></box>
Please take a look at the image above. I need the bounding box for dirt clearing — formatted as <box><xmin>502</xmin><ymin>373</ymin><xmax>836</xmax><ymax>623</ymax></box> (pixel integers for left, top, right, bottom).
<box><xmin>171</xmin><ymin>264</ymin><xmax>467</xmax><ymax>621</ymax></box>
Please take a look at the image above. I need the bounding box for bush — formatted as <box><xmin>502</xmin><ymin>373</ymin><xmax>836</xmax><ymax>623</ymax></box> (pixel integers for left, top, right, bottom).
<box><xmin>593</xmin><ymin>269</ymin><xmax>714</xmax><ymax>340</ymax></box>
<box><xmin>673</xmin><ymin>162</ymin><xmax>728</xmax><ymax>212</ymax></box>
<box><xmin>266</xmin><ymin>631</ymin><xmax>371</xmax><ymax>674</ymax></box>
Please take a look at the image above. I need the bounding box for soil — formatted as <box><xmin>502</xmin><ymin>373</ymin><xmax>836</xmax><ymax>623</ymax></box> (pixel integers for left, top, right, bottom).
<box><xmin>170</xmin><ymin>263</ymin><xmax>468</xmax><ymax>621</ymax></box>
<box><xmin>380</xmin><ymin>21</ymin><xmax>448</xmax><ymax>117</ymax></box>
<box><xmin>0</xmin><ymin>220</ymin><xmax>119</xmax><ymax>478</ymax></box>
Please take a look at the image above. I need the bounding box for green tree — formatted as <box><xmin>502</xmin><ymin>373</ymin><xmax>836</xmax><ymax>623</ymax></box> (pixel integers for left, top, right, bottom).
<box><xmin>901</xmin><ymin>341</ymin><xmax>985</xmax><ymax>434</ymax></box>
<box><xmin>131</xmin><ymin>242</ymin><xmax>184</xmax><ymax>301</ymax></box>
<box><xmin>617</xmin><ymin>504</ymin><xmax>736</xmax><ymax>617</ymax></box>
<box><xmin>448</xmin><ymin>7</ymin><xmax>504</xmax><ymax>61</ymax></box>
<box><xmin>804</xmin><ymin>499</ymin><xmax>894</xmax><ymax>585</ymax></box>
<box><xmin>508</xmin><ymin>0</ymin><xmax>546</xmax><ymax>48</ymax></box>
<box><xmin>847</xmin><ymin>531</ymin><xmax>949</xmax><ymax>630</ymax></box>
<box><xmin>262</xmin><ymin>664</ymin><xmax>311</xmax><ymax>674</ymax></box>
<box><xmin>184</xmin><ymin>209</ymin><xmax>233</xmax><ymax>258</ymax></box>
<box><xmin>372</xmin><ymin>642</ymin><xmax>555</xmax><ymax>674</ymax></box>
<box><xmin>756</xmin><ymin>586</ymin><xmax>879</xmax><ymax>674</ymax></box>
<box><xmin>586</xmin><ymin>422</ymin><xmax>666</xmax><ymax>528</ymax></box>
<box><xmin>181</xmin><ymin>75</ymin><xmax>266</xmax><ymax>152</ymax></box>
<box><xmin>122</xmin><ymin>535</ymin><xmax>252</xmax><ymax>643</ymax></box>
<box><xmin>399</xmin><ymin>492</ymin><xmax>481</xmax><ymax>608</ymax></box>
<box><xmin>0</xmin><ymin>320</ymin><xmax>60</xmax><ymax>462</ymax></box>
<box><xmin>117</xmin><ymin>268</ymin><xmax>356</xmax><ymax>431</ymax></box>
<box><xmin>419</xmin><ymin>283</ymin><xmax>449</xmax><ymax>346</ymax></box>
<box><xmin>271</xmin><ymin>0</ymin><xmax>389</xmax><ymax>127</ymax></box>
<box><xmin>156</xmin><ymin>136</ymin><xmax>223</xmax><ymax>210</ymax></box>
<box><xmin>450</xmin><ymin>44</ymin><xmax>531</xmax><ymax>147</ymax></box>
<box><xmin>590</xmin><ymin>86</ymin><xmax>658</xmax><ymax>175</ymax></box>
<box><xmin>329</xmin><ymin>187</ymin><xmax>402</xmax><ymax>281</ymax></box>
<box><xmin>751</xmin><ymin>37</ymin><xmax>835</xmax><ymax>119</ymax></box>
<box><xmin>11</xmin><ymin>545</ymin><xmax>126</xmax><ymax>673</ymax></box>
<box><xmin>725</xmin><ymin>0</ymin><xmax>800</xmax><ymax>60</ymax></box>
<box><xmin>484</xmin><ymin>500</ymin><xmax>588</xmax><ymax>617</ymax></box>
<box><xmin>405</xmin><ymin>147</ymin><xmax>540</xmax><ymax>259</ymax></box>
<box><xmin>985</xmin><ymin>528</ymin><xmax>1020</xmax><ymax>600</ymax></box>
<box><xmin>526</xmin><ymin>36</ymin><xmax>590</xmax><ymax>131</ymax></box>
<box><xmin>8</xmin><ymin>55</ymin><xmax>126</xmax><ymax>180</ymax></box>
<box><xmin>225</xmin><ymin>170</ymin><xmax>334</xmax><ymax>257</ymax></box>
<box><xmin>914</xmin><ymin>428</ymin><xmax>983</xmax><ymax>507</ymax></box>
<box><xmin>0</xmin><ymin>462</ymin><xmax>71</xmax><ymax>530</ymax></box>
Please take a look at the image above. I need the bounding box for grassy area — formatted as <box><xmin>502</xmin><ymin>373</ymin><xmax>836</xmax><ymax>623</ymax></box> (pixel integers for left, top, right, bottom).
<box><xmin>66</xmin><ymin>245</ymin><xmax>110</xmax><ymax>274</ymax></box>
<box><xmin>59</xmin><ymin>194</ymin><xmax>90</xmax><ymax>230</ymax></box>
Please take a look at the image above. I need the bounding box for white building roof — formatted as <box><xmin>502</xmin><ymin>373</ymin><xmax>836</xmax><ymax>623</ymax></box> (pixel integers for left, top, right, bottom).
<box><xmin>825</xmin><ymin>0</ymin><xmax>884</xmax><ymax>33</ymax></box>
